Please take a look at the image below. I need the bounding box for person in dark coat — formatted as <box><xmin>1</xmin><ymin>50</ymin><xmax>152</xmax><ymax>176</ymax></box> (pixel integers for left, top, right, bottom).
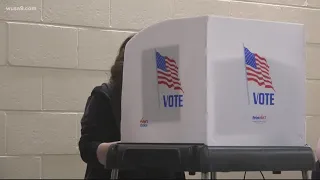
<box><xmin>78</xmin><ymin>34</ymin><xmax>186</xmax><ymax>179</ymax></box>
<box><xmin>312</xmin><ymin>161</ymin><xmax>320</xmax><ymax>179</ymax></box>
<box><xmin>312</xmin><ymin>139</ymin><xmax>320</xmax><ymax>179</ymax></box>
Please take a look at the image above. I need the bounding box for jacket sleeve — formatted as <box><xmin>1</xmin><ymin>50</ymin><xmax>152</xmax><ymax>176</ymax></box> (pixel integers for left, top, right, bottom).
<box><xmin>312</xmin><ymin>161</ymin><xmax>320</xmax><ymax>180</ymax></box>
<box><xmin>78</xmin><ymin>92</ymin><xmax>110</xmax><ymax>166</ymax></box>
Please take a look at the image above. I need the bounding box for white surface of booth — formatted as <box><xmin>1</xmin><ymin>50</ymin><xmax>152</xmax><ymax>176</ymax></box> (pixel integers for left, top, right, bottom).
<box><xmin>121</xmin><ymin>15</ymin><xmax>306</xmax><ymax>147</ymax></box>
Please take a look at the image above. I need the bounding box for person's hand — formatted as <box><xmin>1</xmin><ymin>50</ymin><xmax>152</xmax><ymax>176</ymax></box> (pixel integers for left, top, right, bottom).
<box><xmin>97</xmin><ymin>141</ymin><xmax>120</xmax><ymax>166</ymax></box>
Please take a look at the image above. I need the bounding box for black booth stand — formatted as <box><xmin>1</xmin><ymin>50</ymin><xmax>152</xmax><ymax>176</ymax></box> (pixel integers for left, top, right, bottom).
<box><xmin>105</xmin><ymin>143</ymin><xmax>315</xmax><ymax>179</ymax></box>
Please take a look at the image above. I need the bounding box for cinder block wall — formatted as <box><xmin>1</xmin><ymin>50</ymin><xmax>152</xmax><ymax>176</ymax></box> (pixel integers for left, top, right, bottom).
<box><xmin>0</xmin><ymin>0</ymin><xmax>319</xmax><ymax>179</ymax></box>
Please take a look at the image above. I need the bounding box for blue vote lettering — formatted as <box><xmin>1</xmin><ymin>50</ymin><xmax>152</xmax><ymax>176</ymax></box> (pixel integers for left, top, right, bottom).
<box><xmin>163</xmin><ymin>95</ymin><xmax>183</xmax><ymax>107</ymax></box>
<box><xmin>253</xmin><ymin>92</ymin><xmax>275</xmax><ymax>105</ymax></box>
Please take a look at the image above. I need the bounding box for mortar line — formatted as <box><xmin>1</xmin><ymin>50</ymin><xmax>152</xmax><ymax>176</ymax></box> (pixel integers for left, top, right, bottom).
<box><xmin>0</xmin><ymin>19</ymin><xmax>139</xmax><ymax>32</ymax></box>
<box><xmin>231</xmin><ymin>0</ymin><xmax>320</xmax><ymax>10</ymax></box>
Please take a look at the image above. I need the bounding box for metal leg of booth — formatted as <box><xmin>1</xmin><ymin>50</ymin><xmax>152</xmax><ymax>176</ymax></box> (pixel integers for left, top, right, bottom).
<box><xmin>201</xmin><ymin>172</ymin><xmax>210</xmax><ymax>179</ymax></box>
<box><xmin>302</xmin><ymin>170</ymin><xmax>308</xmax><ymax>180</ymax></box>
<box><xmin>210</xmin><ymin>172</ymin><xmax>217</xmax><ymax>180</ymax></box>
<box><xmin>111</xmin><ymin>169</ymin><xmax>119</xmax><ymax>179</ymax></box>
<box><xmin>201</xmin><ymin>172</ymin><xmax>216</xmax><ymax>180</ymax></box>
<box><xmin>110</xmin><ymin>170</ymin><xmax>309</xmax><ymax>180</ymax></box>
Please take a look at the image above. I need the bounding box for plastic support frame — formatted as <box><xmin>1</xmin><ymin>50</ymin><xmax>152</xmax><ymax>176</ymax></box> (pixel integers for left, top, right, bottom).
<box><xmin>105</xmin><ymin>143</ymin><xmax>315</xmax><ymax>179</ymax></box>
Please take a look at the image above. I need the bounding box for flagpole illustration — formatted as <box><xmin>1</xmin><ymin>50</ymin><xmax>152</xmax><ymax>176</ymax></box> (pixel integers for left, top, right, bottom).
<box><xmin>155</xmin><ymin>49</ymin><xmax>161</xmax><ymax>108</ymax></box>
<box><xmin>243</xmin><ymin>44</ymin><xmax>250</xmax><ymax>105</ymax></box>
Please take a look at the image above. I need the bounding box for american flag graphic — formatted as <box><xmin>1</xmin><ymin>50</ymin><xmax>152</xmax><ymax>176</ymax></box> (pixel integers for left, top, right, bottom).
<box><xmin>244</xmin><ymin>46</ymin><xmax>275</xmax><ymax>91</ymax></box>
<box><xmin>155</xmin><ymin>51</ymin><xmax>183</xmax><ymax>92</ymax></box>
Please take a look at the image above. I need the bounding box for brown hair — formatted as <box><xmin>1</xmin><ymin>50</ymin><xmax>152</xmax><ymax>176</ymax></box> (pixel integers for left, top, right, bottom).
<box><xmin>109</xmin><ymin>34</ymin><xmax>134</xmax><ymax>126</ymax></box>
<box><xmin>110</xmin><ymin>34</ymin><xmax>135</xmax><ymax>87</ymax></box>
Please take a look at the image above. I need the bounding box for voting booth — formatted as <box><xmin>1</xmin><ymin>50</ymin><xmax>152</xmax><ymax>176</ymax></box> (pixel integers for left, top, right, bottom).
<box><xmin>106</xmin><ymin>16</ymin><xmax>314</xmax><ymax>180</ymax></box>
<box><xmin>121</xmin><ymin>15</ymin><xmax>306</xmax><ymax>146</ymax></box>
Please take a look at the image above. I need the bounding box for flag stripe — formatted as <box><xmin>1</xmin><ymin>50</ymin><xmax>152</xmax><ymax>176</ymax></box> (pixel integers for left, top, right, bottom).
<box><xmin>246</xmin><ymin>66</ymin><xmax>273</xmax><ymax>87</ymax></box>
<box><xmin>157</xmin><ymin>75</ymin><xmax>181</xmax><ymax>85</ymax></box>
<box><xmin>166</xmin><ymin>60</ymin><xmax>178</xmax><ymax>69</ymax></box>
<box><xmin>158</xmin><ymin>81</ymin><xmax>183</xmax><ymax>91</ymax></box>
<box><xmin>165</xmin><ymin>57</ymin><xmax>177</xmax><ymax>64</ymax></box>
<box><xmin>247</xmin><ymin>63</ymin><xmax>271</xmax><ymax>78</ymax></box>
<box><xmin>255</xmin><ymin>54</ymin><xmax>269</xmax><ymax>68</ymax></box>
<box><xmin>247</xmin><ymin>78</ymin><xmax>274</xmax><ymax>90</ymax></box>
<box><xmin>167</xmin><ymin>66</ymin><xmax>178</xmax><ymax>74</ymax></box>
<box><xmin>246</xmin><ymin>72</ymin><xmax>272</xmax><ymax>83</ymax></box>
<box><xmin>246</xmin><ymin>66</ymin><xmax>271</xmax><ymax>80</ymax></box>
<box><xmin>247</xmin><ymin>76</ymin><xmax>273</xmax><ymax>86</ymax></box>
<box><xmin>255</xmin><ymin>53</ymin><xmax>269</xmax><ymax>64</ymax></box>
<box><xmin>158</xmin><ymin>70</ymin><xmax>179</xmax><ymax>80</ymax></box>
<box><xmin>256</xmin><ymin>62</ymin><xmax>269</xmax><ymax>72</ymax></box>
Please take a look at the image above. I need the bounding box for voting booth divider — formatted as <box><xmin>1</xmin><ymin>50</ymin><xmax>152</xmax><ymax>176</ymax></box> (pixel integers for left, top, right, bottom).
<box><xmin>105</xmin><ymin>15</ymin><xmax>315</xmax><ymax>179</ymax></box>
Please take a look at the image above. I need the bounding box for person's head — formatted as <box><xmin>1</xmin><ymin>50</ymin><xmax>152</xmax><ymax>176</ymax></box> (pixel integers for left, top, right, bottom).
<box><xmin>109</xmin><ymin>34</ymin><xmax>135</xmax><ymax>123</ymax></box>
<box><xmin>109</xmin><ymin>34</ymin><xmax>135</xmax><ymax>89</ymax></box>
